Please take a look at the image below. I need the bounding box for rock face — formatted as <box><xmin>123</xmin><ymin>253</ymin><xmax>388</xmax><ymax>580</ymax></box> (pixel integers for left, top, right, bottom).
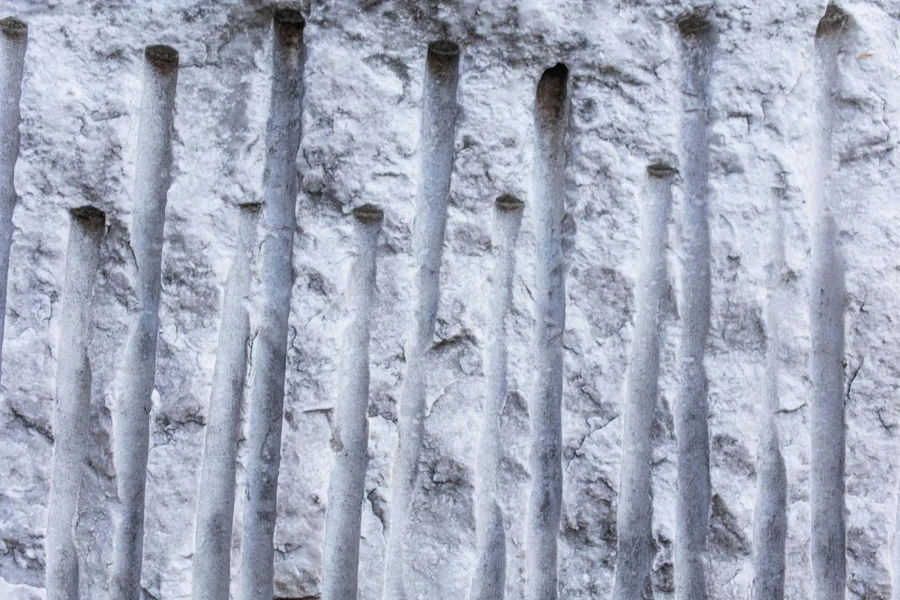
<box><xmin>2</xmin><ymin>0</ymin><xmax>900</xmax><ymax>599</ymax></box>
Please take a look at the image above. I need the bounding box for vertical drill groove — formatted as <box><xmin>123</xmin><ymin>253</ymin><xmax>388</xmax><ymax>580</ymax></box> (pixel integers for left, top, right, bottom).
<box><xmin>469</xmin><ymin>194</ymin><xmax>524</xmax><ymax>600</ymax></box>
<box><xmin>322</xmin><ymin>205</ymin><xmax>383</xmax><ymax>600</ymax></box>
<box><xmin>612</xmin><ymin>165</ymin><xmax>674</xmax><ymax>600</ymax></box>
<box><xmin>239</xmin><ymin>10</ymin><xmax>305</xmax><ymax>600</ymax></box>
<box><xmin>526</xmin><ymin>63</ymin><xmax>569</xmax><ymax>600</ymax></box>
<box><xmin>46</xmin><ymin>207</ymin><xmax>105</xmax><ymax>600</ymax></box>
<box><xmin>751</xmin><ymin>186</ymin><xmax>788</xmax><ymax>600</ymax></box>
<box><xmin>674</xmin><ymin>14</ymin><xmax>714</xmax><ymax>600</ymax></box>
<box><xmin>384</xmin><ymin>39</ymin><xmax>460</xmax><ymax>600</ymax></box>
<box><xmin>192</xmin><ymin>204</ymin><xmax>259</xmax><ymax>600</ymax></box>
<box><xmin>108</xmin><ymin>44</ymin><xmax>178</xmax><ymax>600</ymax></box>
<box><xmin>0</xmin><ymin>16</ymin><xmax>27</xmax><ymax>383</ymax></box>
<box><xmin>811</xmin><ymin>6</ymin><xmax>849</xmax><ymax>599</ymax></box>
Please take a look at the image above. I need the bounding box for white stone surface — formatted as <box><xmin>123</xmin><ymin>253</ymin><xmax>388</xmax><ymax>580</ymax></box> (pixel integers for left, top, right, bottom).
<box><xmin>1</xmin><ymin>1</ymin><xmax>900</xmax><ymax>599</ymax></box>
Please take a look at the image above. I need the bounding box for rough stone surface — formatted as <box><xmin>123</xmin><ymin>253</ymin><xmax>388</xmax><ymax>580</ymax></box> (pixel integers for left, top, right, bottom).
<box><xmin>2</xmin><ymin>1</ymin><xmax>900</xmax><ymax>599</ymax></box>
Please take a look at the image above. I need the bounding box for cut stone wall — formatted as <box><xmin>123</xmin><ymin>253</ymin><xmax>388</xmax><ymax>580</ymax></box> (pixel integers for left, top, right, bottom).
<box><xmin>2</xmin><ymin>1</ymin><xmax>900</xmax><ymax>599</ymax></box>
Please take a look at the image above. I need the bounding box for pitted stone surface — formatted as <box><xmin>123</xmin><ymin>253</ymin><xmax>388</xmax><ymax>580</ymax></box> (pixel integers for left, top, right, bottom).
<box><xmin>2</xmin><ymin>1</ymin><xmax>900</xmax><ymax>599</ymax></box>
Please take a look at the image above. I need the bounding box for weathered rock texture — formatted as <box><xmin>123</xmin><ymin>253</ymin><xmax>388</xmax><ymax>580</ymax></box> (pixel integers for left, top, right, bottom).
<box><xmin>2</xmin><ymin>1</ymin><xmax>900</xmax><ymax>599</ymax></box>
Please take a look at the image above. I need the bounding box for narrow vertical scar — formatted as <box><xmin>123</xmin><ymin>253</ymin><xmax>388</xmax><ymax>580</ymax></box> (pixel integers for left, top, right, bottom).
<box><xmin>384</xmin><ymin>39</ymin><xmax>460</xmax><ymax>600</ymax></box>
<box><xmin>46</xmin><ymin>206</ymin><xmax>106</xmax><ymax>600</ymax></box>
<box><xmin>192</xmin><ymin>203</ymin><xmax>259</xmax><ymax>600</ymax></box>
<box><xmin>469</xmin><ymin>194</ymin><xmax>524</xmax><ymax>600</ymax></box>
<box><xmin>613</xmin><ymin>164</ymin><xmax>675</xmax><ymax>600</ymax></box>
<box><xmin>108</xmin><ymin>43</ymin><xmax>178</xmax><ymax>600</ymax></box>
<box><xmin>811</xmin><ymin>6</ymin><xmax>849</xmax><ymax>600</ymax></box>
<box><xmin>322</xmin><ymin>204</ymin><xmax>383</xmax><ymax>600</ymax></box>
<box><xmin>239</xmin><ymin>10</ymin><xmax>305</xmax><ymax>600</ymax></box>
<box><xmin>751</xmin><ymin>185</ymin><xmax>788</xmax><ymax>600</ymax></box>
<box><xmin>674</xmin><ymin>13</ymin><xmax>714</xmax><ymax>600</ymax></box>
<box><xmin>526</xmin><ymin>62</ymin><xmax>569</xmax><ymax>600</ymax></box>
<box><xmin>0</xmin><ymin>16</ymin><xmax>28</xmax><ymax>383</ymax></box>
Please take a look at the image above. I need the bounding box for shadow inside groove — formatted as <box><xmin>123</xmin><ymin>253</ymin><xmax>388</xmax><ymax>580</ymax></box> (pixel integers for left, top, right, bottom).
<box><xmin>536</xmin><ymin>63</ymin><xmax>568</xmax><ymax>122</ymax></box>
<box><xmin>352</xmin><ymin>203</ymin><xmax>384</xmax><ymax>224</ymax></box>
<box><xmin>144</xmin><ymin>44</ymin><xmax>178</xmax><ymax>72</ymax></box>
<box><xmin>274</xmin><ymin>8</ymin><xmax>305</xmax><ymax>47</ymax></box>
<box><xmin>0</xmin><ymin>16</ymin><xmax>27</xmax><ymax>37</ymax></box>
